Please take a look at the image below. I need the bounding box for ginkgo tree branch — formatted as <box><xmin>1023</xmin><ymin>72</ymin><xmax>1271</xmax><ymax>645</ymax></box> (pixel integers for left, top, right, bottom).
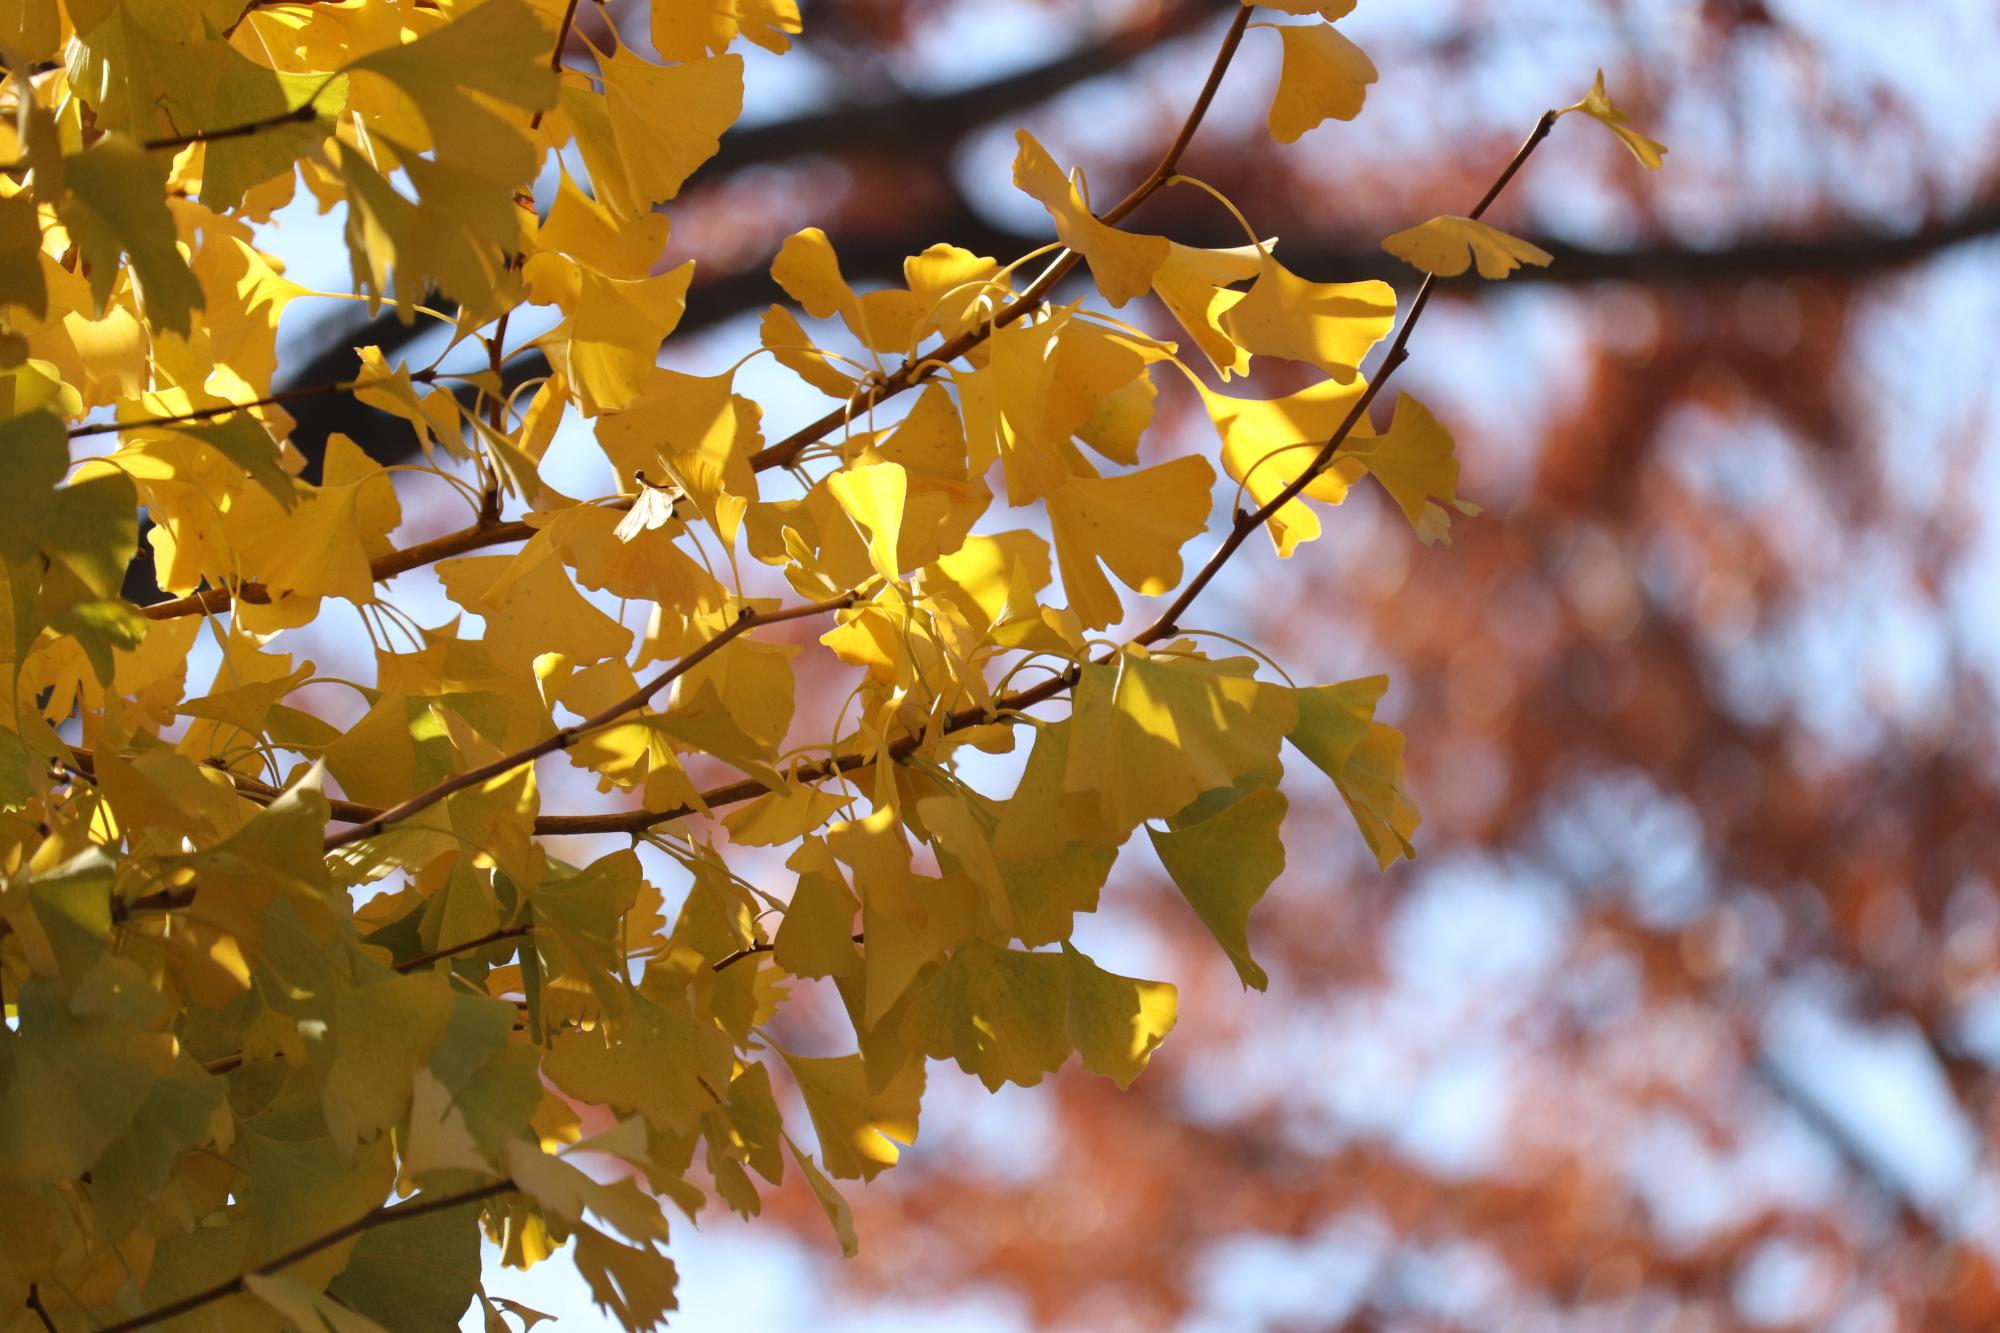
<box><xmin>393</xmin><ymin>923</ymin><xmax>535</xmax><ymax>972</ymax></box>
<box><xmin>748</xmin><ymin>4</ymin><xmax>1255</xmax><ymax>473</ymax></box>
<box><xmin>94</xmin><ymin>1181</ymin><xmax>517</xmax><ymax>1333</ymax></box>
<box><xmin>527</xmin><ymin>109</ymin><xmax>1566</xmax><ymax>839</ymax></box>
<box><xmin>324</xmin><ymin>589</ymin><xmax>863</xmax><ymax>852</ymax></box>
<box><xmin>23</xmin><ymin>1287</ymin><xmax>55</xmax><ymax>1333</ymax></box>
<box><xmin>0</xmin><ymin>103</ymin><xmax>326</xmax><ymax>174</ymax></box>
<box><xmin>141</xmin><ymin>101</ymin><xmax>324</xmax><ymax>153</ymax></box>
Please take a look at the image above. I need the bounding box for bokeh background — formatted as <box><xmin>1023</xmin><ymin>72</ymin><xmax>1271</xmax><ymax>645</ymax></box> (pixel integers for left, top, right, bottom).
<box><xmin>208</xmin><ymin>0</ymin><xmax>2000</xmax><ymax>1327</ymax></box>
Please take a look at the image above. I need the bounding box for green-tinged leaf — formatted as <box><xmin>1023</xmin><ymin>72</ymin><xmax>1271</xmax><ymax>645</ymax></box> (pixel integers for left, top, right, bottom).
<box><xmin>785</xmin><ymin>1133</ymin><xmax>858</xmax><ymax>1258</ymax></box>
<box><xmin>58</xmin><ymin>138</ymin><xmax>204</xmax><ymax>333</ymax></box>
<box><xmin>0</xmin><ymin>411</ymin><xmax>68</xmax><ymax>565</ymax></box>
<box><xmin>779</xmin><ymin>1048</ymin><xmax>922</xmax><ymax>1181</ymax></box>
<box><xmin>772</xmin><ymin>838</ymin><xmax>862</xmax><ymax>979</ymax></box>
<box><xmin>1148</xmin><ymin>785</ymin><xmax>1287</xmax><ymax>990</ymax></box>
<box><xmin>325</xmin><ymin>1198</ymin><xmax>483</xmax><ymax>1332</ymax></box>
<box><xmin>899</xmin><ymin>939</ymin><xmax>1070</xmax><ymax>1091</ymax></box>
<box><xmin>1287</xmin><ymin>678</ymin><xmax>1421</xmax><ymax>867</ymax></box>
<box><xmin>543</xmin><ymin>992</ymin><xmax>733</xmax><ymax>1137</ymax></box>
<box><xmin>1062</xmin><ymin>943</ymin><xmax>1178</xmax><ymax>1089</ymax></box>
<box><xmin>572</xmin><ymin>1227</ymin><xmax>679</xmax><ymax>1333</ymax></box>
<box><xmin>1063</xmin><ymin>647</ymin><xmax>1297</xmax><ymax>836</ymax></box>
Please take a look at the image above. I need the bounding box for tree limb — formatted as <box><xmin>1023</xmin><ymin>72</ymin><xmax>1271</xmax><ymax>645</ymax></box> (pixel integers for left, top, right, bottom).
<box><xmin>95</xmin><ymin>1182</ymin><xmax>515</xmax><ymax>1333</ymax></box>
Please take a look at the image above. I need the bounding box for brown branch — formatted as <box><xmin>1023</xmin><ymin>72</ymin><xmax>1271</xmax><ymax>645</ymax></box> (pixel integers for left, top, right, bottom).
<box><xmin>747</xmin><ymin>4</ymin><xmax>1255</xmax><ymax>474</ymax></box>
<box><xmin>96</xmin><ymin>1181</ymin><xmax>514</xmax><ymax>1333</ymax></box>
<box><xmin>713</xmin><ymin>931</ymin><xmax>864</xmax><ymax>973</ymax></box>
<box><xmin>528</xmin><ymin>0</ymin><xmax>583</xmax><ymax>135</ymax></box>
<box><xmin>24</xmin><ymin>1287</ymin><xmax>56</xmax><ymax>1333</ymax></box>
<box><xmin>69</xmin><ymin>368</ymin><xmax>440</xmax><ymax>440</ymax></box>
<box><xmin>325</xmin><ymin>589</ymin><xmax>863</xmax><ymax>852</ymax></box>
<box><xmin>395</xmin><ymin>923</ymin><xmax>533</xmax><ymax>973</ymax></box>
<box><xmin>141</xmin><ymin>100</ymin><xmax>323</xmax><ymax>154</ymax></box>
<box><xmin>0</xmin><ymin>101</ymin><xmax>325</xmax><ymax>174</ymax></box>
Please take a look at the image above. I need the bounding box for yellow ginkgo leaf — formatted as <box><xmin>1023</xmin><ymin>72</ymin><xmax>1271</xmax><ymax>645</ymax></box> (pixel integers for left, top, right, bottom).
<box><xmin>1148</xmin><ymin>785</ymin><xmax>1287</xmax><ymax>990</ymax></box>
<box><xmin>1218</xmin><ymin>252</ymin><xmax>1396</xmax><ymax>384</ymax></box>
<box><xmin>439</xmin><ymin>548</ymin><xmax>632</xmax><ymax>666</ymax></box>
<box><xmin>530</xmin><ymin>260</ymin><xmax>695</xmax><ymax>416</ymax></box>
<box><xmin>333</xmin><ymin>139</ymin><xmax>526</xmax><ymax>319</ymax></box>
<box><xmin>1559</xmin><ymin>69</ymin><xmax>1669</xmax><ymax>170</ymax></box>
<box><xmin>1152</xmin><ymin>240</ymin><xmax>1267</xmax><ymax>377</ymax></box>
<box><xmin>958</xmin><ymin>306</ymin><xmax>1159</xmax><ymax>506</ymax></box>
<box><xmin>902</xmin><ymin>242</ymin><xmax>1004</xmax><ymax>342</ymax></box>
<box><xmin>1011</xmin><ymin>130</ymin><xmax>1168</xmax><ymax>307</ymax></box>
<box><xmin>596</xmin><ymin>368</ymin><xmax>762</xmax><ymax>542</ymax></box>
<box><xmin>1063</xmin><ymin>646</ymin><xmax>1299</xmax><ymax>836</ymax></box>
<box><xmin>565</xmin><ymin>44</ymin><xmax>743</xmax><ymax>216</ymax></box>
<box><xmin>787</xmin><ymin>1135</ymin><xmax>860</xmax><ymax>1258</ymax></box>
<box><xmin>899</xmin><ymin>939</ymin><xmax>1071</xmax><ymax>1091</ymax></box>
<box><xmin>543</xmin><ymin>993</ymin><xmax>734</xmax><ymax>1138</ymax></box>
<box><xmin>1381</xmin><ymin>214</ymin><xmax>1554</xmax><ymax>280</ymax></box>
<box><xmin>1265</xmin><ymin>21</ymin><xmax>1378</xmax><ymax>144</ymax></box>
<box><xmin>349</xmin><ymin>0</ymin><xmax>554</xmax><ymax>179</ymax></box>
<box><xmin>1335</xmin><ymin>392</ymin><xmax>1481</xmax><ymax>545</ymax></box>
<box><xmin>654</xmin><ymin>0</ymin><xmax>801</xmax><ymax>60</ymax></box>
<box><xmin>1047</xmin><ymin>454</ymin><xmax>1215</xmax><ymax>631</ymax></box>
<box><xmin>760</xmin><ymin>304</ymin><xmax>855</xmax><ymax>398</ymax></box>
<box><xmin>769</xmin><ymin>226</ymin><xmax>923</xmax><ymax>354</ymax></box>
<box><xmin>826</xmin><ymin>460</ymin><xmax>909</xmax><ymax>583</ymax></box>
<box><xmin>229</xmin><ymin>434</ymin><xmax>400</xmax><ymax>603</ymax></box>
<box><xmin>778</xmin><ymin>1048</ymin><xmax>922</xmax><ymax>1182</ymax></box>
<box><xmin>159</xmin><ymin>44</ymin><xmax>347</xmax><ymax>211</ymax></box>
<box><xmin>771</xmin><ymin>839</ymin><xmax>861</xmax><ymax>977</ymax></box>
<box><xmin>1286</xmin><ymin>678</ymin><xmax>1421</xmax><ymax>867</ymax></box>
<box><xmin>1062</xmin><ymin>943</ymin><xmax>1177</xmax><ymax>1091</ymax></box>
<box><xmin>535</xmin><ymin>171</ymin><xmax>668</xmax><ymax>279</ymax></box>
<box><xmin>1193</xmin><ymin>375</ymin><xmax>1372</xmax><ymax>557</ymax></box>
<box><xmin>0</xmin><ymin>192</ymin><xmax>46</xmax><ymax>319</ymax></box>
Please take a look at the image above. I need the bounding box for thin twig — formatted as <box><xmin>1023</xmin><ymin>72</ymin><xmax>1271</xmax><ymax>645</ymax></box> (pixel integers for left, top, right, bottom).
<box><xmin>395</xmin><ymin>923</ymin><xmax>533</xmax><ymax>973</ymax></box>
<box><xmin>67</xmin><ymin>368</ymin><xmax>439</xmax><ymax>440</ymax></box>
<box><xmin>142</xmin><ymin>101</ymin><xmax>322</xmax><ymax>153</ymax></box>
<box><xmin>325</xmin><ymin>589</ymin><xmax>862</xmax><ymax>851</ymax></box>
<box><xmin>24</xmin><ymin>1287</ymin><xmax>56</xmax><ymax>1333</ymax></box>
<box><xmin>713</xmin><ymin>931</ymin><xmax>864</xmax><ymax>973</ymax></box>
<box><xmin>95</xmin><ymin>1181</ymin><xmax>515</xmax><ymax>1333</ymax></box>
<box><xmin>528</xmin><ymin>0</ymin><xmax>583</xmax><ymax>134</ymax></box>
<box><xmin>0</xmin><ymin>103</ymin><xmax>324</xmax><ymax>174</ymax></box>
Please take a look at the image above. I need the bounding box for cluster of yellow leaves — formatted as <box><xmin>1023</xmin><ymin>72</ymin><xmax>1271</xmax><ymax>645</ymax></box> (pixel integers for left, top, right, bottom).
<box><xmin>0</xmin><ymin>0</ymin><xmax>1662</xmax><ymax>1328</ymax></box>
